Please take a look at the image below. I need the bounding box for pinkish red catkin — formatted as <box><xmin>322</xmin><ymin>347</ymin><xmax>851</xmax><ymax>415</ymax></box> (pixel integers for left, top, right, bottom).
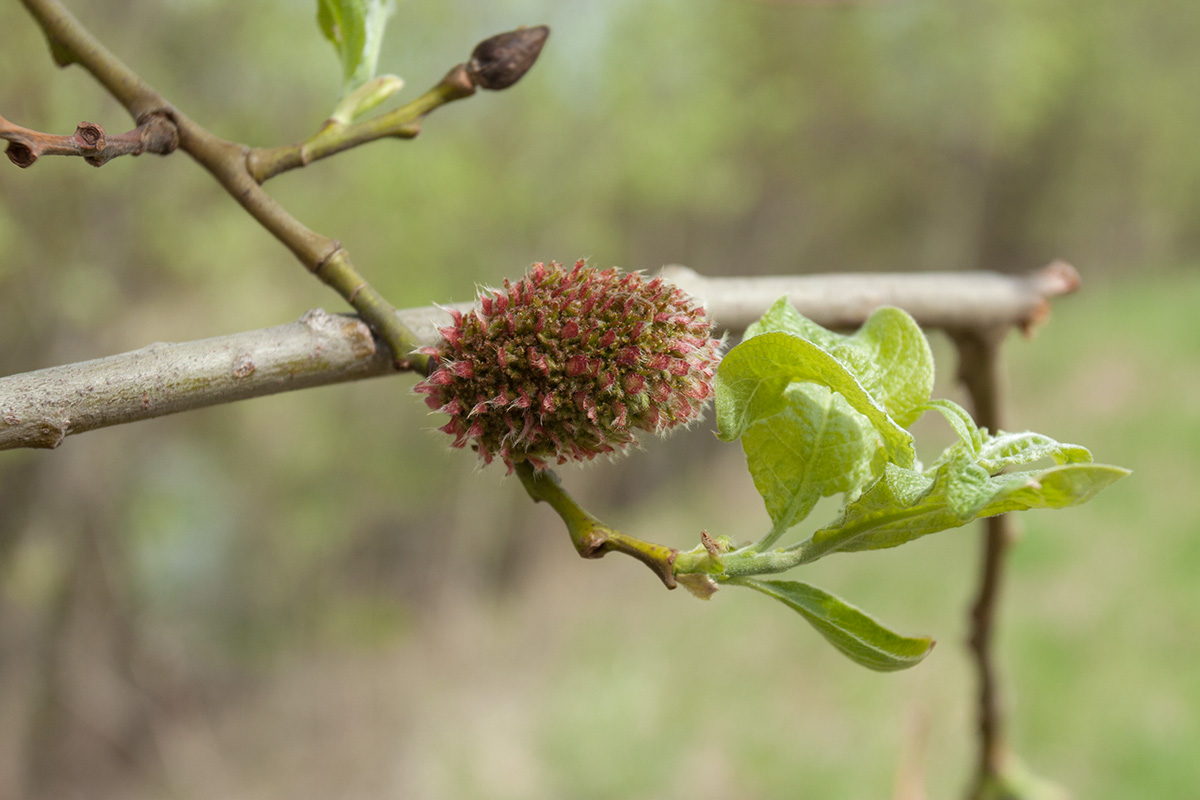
<box><xmin>414</xmin><ymin>260</ymin><xmax>723</xmax><ymax>471</ymax></box>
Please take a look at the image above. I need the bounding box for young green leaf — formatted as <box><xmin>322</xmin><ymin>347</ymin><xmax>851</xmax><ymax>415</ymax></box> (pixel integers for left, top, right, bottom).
<box><xmin>975</xmin><ymin>463</ymin><xmax>1128</xmax><ymax>517</ymax></box>
<box><xmin>329</xmin><ymin>73</ymin><xmax>404</xmax><ymax>125</ymax></box>
<box><xmin>800</xmin><ymin>459</ymin><xmax>1130</xmax><ymax>562</ymax></box>
<box><xmin>716</xmin><ymin>304</ymin><xmax>932</xmax><ymax>543</ymax></box>
<box><xmin>917</xmin><ymin>398</ymin><xmax>984</xmax><ymax>456</ymax></box>
<box><xmin>745</xmin><ymin>300</ymin><xmax>935</xmax><ymax>427</ymax></box>
<box><xmin>744</xmin><ymin>296</ymin><xmax>843</xmax><ymax>348</ymax></box>
<box><xmin>976</xmin><ymin>430</ymin><xmax>1094</xmax><ymax>472</ymax></box>
<box><xmin>736</xmin><ymin>578</ymin><xmax>934</xmax><ymax>671</ymax></box>
<box><xmin>845</xmin><ymin>306</ymin><xmax>935</xmax><ymax>427</ymax></box>
<box><xmin>742</xmin><ymin>383</ymin><xmax>875</xmax><ymax>541</ymax></box>
<box><xmin>317</xmin><ymin>0</ymin><xmax>395</xmax><ymax>99</ymax></box>
<box><xmin>714</xmin><ymin>330</ymin><xmax>915</xmax><ymax>466</ymax></box>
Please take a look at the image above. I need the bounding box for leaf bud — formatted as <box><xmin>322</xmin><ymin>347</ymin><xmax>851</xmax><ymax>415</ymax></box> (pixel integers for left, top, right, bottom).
<box><xmin>466</xmin><ymin>25</ymin><xmax>550</xmax><ymax>91</ymax></box>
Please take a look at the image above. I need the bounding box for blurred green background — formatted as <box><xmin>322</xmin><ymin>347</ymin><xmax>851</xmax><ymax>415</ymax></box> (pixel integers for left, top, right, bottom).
<box><xmin>1</xmin><ymin>1</ymin><xmax>1197</xmax><ymax>798</ymax></box>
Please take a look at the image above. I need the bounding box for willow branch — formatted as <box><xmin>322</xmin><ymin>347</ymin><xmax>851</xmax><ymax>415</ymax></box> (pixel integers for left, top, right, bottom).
<box><xmin>0</xmin><ymin>310</ymin><xmax>392</xmax><ymax>450</ymax></box>
<box><xmin>0</xmin><ymin>265</ymin><xmax>1079</xmax><ymax>452</ymax></box>
<box><xmin>13</xmin><ymin>1</ymin><xmax>544</xmax><ymax>373</ymax></box>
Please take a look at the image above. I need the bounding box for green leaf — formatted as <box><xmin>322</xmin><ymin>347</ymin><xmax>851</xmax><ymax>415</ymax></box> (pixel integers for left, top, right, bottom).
<box><xmin>737</xmin><ymin>578</ymin><xmax>934</xmax><ymax>671</ymax></box>
<box><xmin>845</xmin><ymin>306</ymin><xmax>935</xmax><ymax>427</ymax></box>
<box><xmin>744</xmin><ymin>296</ymin><xmax>842</xmax><ymax>348</ymax></box>
<box><xmin>976</xmin><ymin>430</ymin><xmax>1094</xmax><ymax>472</ymax></box>
<box><xmin>718</xmin><ymin>299</ymin><xmax>1128</xmax><ymax>574</ymax></box>
<box><xmin>329</xmin><ymin>73</ymin><xmax>404</xmax><ymax>125</ymax></box>
<box><xmin>800</xmin><ymin>460</ymin><xmax>1130</xmax><ymax>561</ymax></box>
<box><xmin>743</xmin><ymin>383</ymin><xmax>875</xmax><ymax>537</ymax></box>
<box><xmin>317</xmin><ymin>0</ymin><xmax>395</xmax><ymax>98</ymax></box>
<box><xmin>715</xmin><ymin>305</ymin><xmax>932</xmax><ymax>541</ymax></box>
<box><xmin>744</xmin><ymin>301</ymin><xmax>935</xmax><ymax>427</ymax></box>
<box><xmin>917</xmin><ymin>398</ymin><xmax>983</xmax><ymax>456</ymax></box>
<box><xmin>715</xmin><ymin>330</ymin><xmax>915</xmax><ymax>466</ymax></box>
<box><xmin>976</xmin><ymin>463</ymin><xmax>1128</xmax><ymax>517</ymax></box>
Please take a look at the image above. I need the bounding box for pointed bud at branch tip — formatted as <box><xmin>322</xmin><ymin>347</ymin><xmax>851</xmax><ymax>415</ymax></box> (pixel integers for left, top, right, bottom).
<box><xmin>467</xmin><ymin>25</ymin><xmax>550</xmax><ymax>91</ymax></box>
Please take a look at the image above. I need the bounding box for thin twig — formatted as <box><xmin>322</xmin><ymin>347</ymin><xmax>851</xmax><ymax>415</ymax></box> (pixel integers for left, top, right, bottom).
<box><xmin>246</xmin><ymin>65</ymin><xmax>475</xmax><ymax>183</ymax></box>
<box><xmin>0</xmin><ymin>113</ymin><xmax>177</xmax><ymax>167</ymax></box>
<box><xmin>516</xmin><ymin>462</ymin><xmax>679</xmax><ymax>588</ymax></box>
<box><xmin>247</xmin><ymin>25</ymin><xmax>547</xmax><ymax>182</ymax></box>
<box><xmin>949</xmin><ymin>328</ymin><xmax>1015</xmax><ymax>800</ymax></box>
<box><xmin>0</xmin><ymin>266</ymin><xmax>1079</xmax><ymax>452</ymax></box>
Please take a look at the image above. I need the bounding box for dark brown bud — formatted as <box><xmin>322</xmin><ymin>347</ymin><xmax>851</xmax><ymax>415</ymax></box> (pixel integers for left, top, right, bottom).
<box><xmin>5</xmin><ymin>143</ymin><xmax>35</xmax><ymax>168</ymax></box>
<box><xmin>466</xmin><ymin>25</ymin><xmax>550</xmax><ymax>91</ymax></box>
<box><xmin>74</xmin><ymin>121</ymin><xmax>105</xmax><ymax>151</ymax></box>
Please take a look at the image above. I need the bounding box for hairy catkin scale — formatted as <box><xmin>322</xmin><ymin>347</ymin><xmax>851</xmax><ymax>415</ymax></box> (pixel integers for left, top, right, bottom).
<box><xmin>414</xmin><ymin>260</ymin><xmax>723</xmax><ymax>471</ymax></box>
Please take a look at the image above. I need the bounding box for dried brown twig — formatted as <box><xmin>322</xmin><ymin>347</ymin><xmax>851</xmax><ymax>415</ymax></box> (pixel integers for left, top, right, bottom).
<box><xmin>0</xmin><ymin>113</ymin><xmax>177</xmax><ymax>167</ymax></box>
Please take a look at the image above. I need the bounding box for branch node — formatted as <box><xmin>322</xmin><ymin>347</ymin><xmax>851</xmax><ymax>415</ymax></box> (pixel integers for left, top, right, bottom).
<box><xmin>74</xmin><ymin>120</ymin><xmax>105</xmax><ymax>150</ymax></box>
<box><xmin>232</xmin><ymin>352</ymin><xmax>256</xmax><ymax>379</ymax></box>
<box><xmin>439</xmin><ymin>64</ymin><xmax>478</xmax><ymax>101</ymax></box>
<box><xmin>6</xmin><ymin>142</ymin><xmax>36</xmax><ymax>168</ymax></box>
<box><xmin>136</xmin><ymin>110</ymin><xmax>180</xmax><ymax>156</ymax></box>
<box><xmin>313</xmin><ymin>244</ymin><xmax>346</xmax><ymax>278</ymax></box>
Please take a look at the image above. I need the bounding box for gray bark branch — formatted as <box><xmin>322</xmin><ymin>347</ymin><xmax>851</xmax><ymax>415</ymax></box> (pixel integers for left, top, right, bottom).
<box><xmin>0</xmin><ymin>262</ymin><xmax>1079</xmax><ymax>451</ymax></box>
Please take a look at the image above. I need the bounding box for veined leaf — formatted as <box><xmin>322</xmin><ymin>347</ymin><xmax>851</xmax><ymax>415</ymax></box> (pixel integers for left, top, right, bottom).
<box><xmin>917</xmin><ymin>398</ymin><xmax>984</xmax><ymax>456</ymax></box>
<box><xmin>743</xmin><ymin>383</ymin><xmax>875</xmax><ymax>537</ymax></box>
<box><xmin>744</xmin><ymin>296</ymin><xmax>843</xmax><ymax>349</ymax></box>
<box><xmin>976</xmin><ymin>463</ymin><xmax>1127</xmax><ymax>516</ymax></box>
<box><xmin>845</xmin><ymin>306</ymin><xmax>935</xmax><ymax>427</ymax></box>
<box><xmin>976</xmin><ymin>430</ymin><xmax>1093</xmax><ymax>472</ymax></box>
<box><xmin>737</xmin><ymin>578</ymin><xmax>934</xmax><ymax>671</ymax></box>
<box><xmin>744</xmin><ymin>300</ymin><xmax>935</xmax><ymax>427</ymax></box>
<box><xmin>801</xmin><ymin>460</ymin><xmax>1129</xmax><ymax>561</ymax></box>
<box><xmin>715</xmin><ymin>330</ymin><xmax>915</xmax><ymax>466</ymax></box>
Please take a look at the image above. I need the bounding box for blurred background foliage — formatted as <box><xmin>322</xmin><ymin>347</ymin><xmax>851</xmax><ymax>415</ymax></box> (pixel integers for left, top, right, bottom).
<box><xmin>0</xmin><ymin>0</ymin><xmax>1197</xmax><ymax>798</ymax></box>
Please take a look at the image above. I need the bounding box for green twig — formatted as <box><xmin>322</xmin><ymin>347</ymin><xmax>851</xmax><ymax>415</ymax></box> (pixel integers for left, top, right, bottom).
<box><xmin>248</xmin><ymin>65</ymin><xmax>477</xmax><ymax>184</ymax></box>
<box><xmin>515</xmin><ymin>459</ymin><xmax>816</xmax><ymax>593</ymax></box>
<box><xmin>515</xmin><ymin>462</ymin><xmax>679</xmax><ymax>589</ymax></box>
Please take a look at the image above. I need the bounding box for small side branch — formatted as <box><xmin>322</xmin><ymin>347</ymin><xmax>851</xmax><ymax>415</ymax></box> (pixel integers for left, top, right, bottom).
<box><xmin>247</xmin><ymin>65</ymin><xmax>474</xmax><ymax>183</ymax></box>
<box><xmin>1</xmin><ymin>113</ymin><xmax>178</xmax><ymax>167</ymax></box>
<box><xmin>516</xmin><ymin>462</ymin><xmax>679</xmax><ymax>588</ymax></box>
